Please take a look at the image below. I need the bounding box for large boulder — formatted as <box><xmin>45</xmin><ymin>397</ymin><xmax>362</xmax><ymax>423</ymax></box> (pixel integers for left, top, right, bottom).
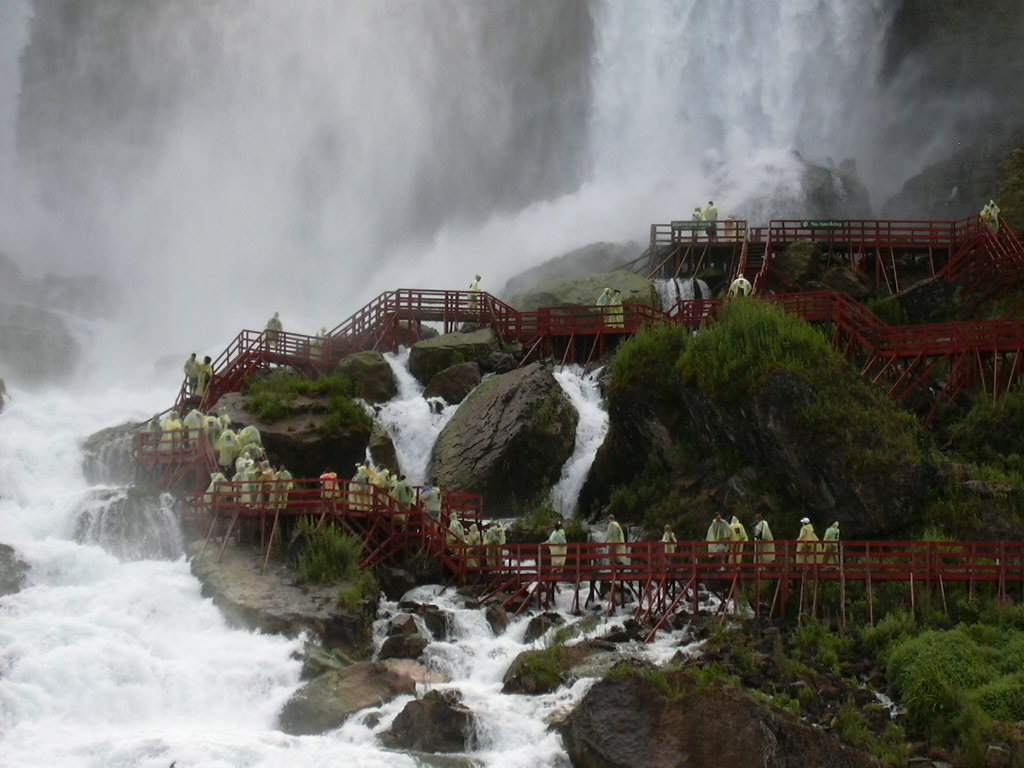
<box><xmin>428</xmin><ymin>362</ymin><xmax>578</xmax><ymax>516</ymax></box>
<box><xmin>277</xmin><ymin>661</ymin><xmax>417</xmax><ymax>735</ymax></box>
<box><xmin>408</xmin><ymin>329</ymin><xmax>502</xmax><ymax>387</ymax></box>
<box><xmin>515</xmin><ymin>271</ymin><xmax>659</xmax><ymax>313</ymax></box>
<box><xmin>380</xmin><ymin>689</ymin><xmax>476</xmax><ymax>753</ymax></box>
<box><xmin>0</xmin><ymin>302</ymin><xmax>81</xmax><ymax>384</ymax></box>
<box><xmin>423</xmin><ymin>362</ymin><xmax>482</xmax><ymax>404</ymax></box>
<box><xmin>368</xmin><ymin>420</ymin><xmax>398</xmax><ymax>473</ymax></box>
<box><xmin>334</xmin><ymin>351</ymin><xmax>398</xmax><ymax>403</ymax></box>
<box><xmin>502</xmin><ymin>241</ymin><xmax>641</xmax><ymax>306</ymax></box>
<box><xmin>0</xmin><ymin>543</ymin><xmax>29</xmax><ymax>597</ymax></box>
<box><xmin>561</xmin><ymin>673</ymin><xmax>885</xmax><ymax>768</ymax></box>
<box><xmin>215</xmin><ymin>391</ymin><xmax>371</xmax><ymax>480</ymax></box>
<box><xmin>189</xmin><ymin>543</ymin><xmax>378</xmax><ymax>657</ymax></box>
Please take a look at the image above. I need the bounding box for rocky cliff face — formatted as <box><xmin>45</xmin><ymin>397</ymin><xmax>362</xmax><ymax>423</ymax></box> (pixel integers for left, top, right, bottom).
<box><xmin>429</xmin><ymin>362</ymin><xmax>578</xmax><ymax>516</ymax></box>
<box><xmin>583</xmin><ymin>369</ymin><xmax>932</xmax><ymax>539</ymax></box>
<box><xmin>562</xmin><ymin>674</ymin><xmax>885</xmax><ymax>768</ymax></box>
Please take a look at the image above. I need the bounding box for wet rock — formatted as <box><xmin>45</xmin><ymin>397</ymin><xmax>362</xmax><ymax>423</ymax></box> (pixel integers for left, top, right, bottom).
<box><xmin>819</xmin><ymin>266</ymin><xmax>872</xmax><ymax>301</ymax></box>
<box><xmin>379</xmin><ymin>633</ymin><xmax>429</xmax><ymax>661</ymax></box>
<box><xmin>382</xmin><ymin>658</ymin><xmax>449</xmax><ymax>685</ymax></box>
<box><xmin>0</xmin><ymin>543</ymin><xmax>29</xmax><ymax>597</ymax></box>
<box><xmin>74</xmin><ymin>486</ymin><xmax>182</xmax><ymax>561</ymax></box>
<box><xmin>600</xmin><ymin>619</ymin><xmax>642</xmax><ymax>644</ymax></box>
<box><xmin>423</xmin><ymin>362</ymin><xmax>482</xmax><ymax>404</ymax></box>
<box><xmin>189</xmin><ymin>542</ymin><xmax>377</xmax><ymax>658</ymax></box>
<box><xmin>398</xmin><ymin>601</ymin><xmax>455</xmax><ymax>640</ymax></box>
<box><xmin>562</xmin><ymin>673</ymin><xmax>885</xmax><ymax>768</ymax></box>
<box><xmin>334</xmin><ymin>351</ymin><xmax>398</xmax><ymax>403</ymax></box>
<box><xmin>501</xmin><ymin>644</ymin><xmax>595</xmax><ymax>695</ymax></box>
<box><xmin>378</xmin><ymin>567</ymin><xmax>417</xmax><ymax>601</ymax></box>
<box><xmin>380</xmin><ymin>689</ymin><xmax>476</xmax><ymax>753</ymax></box>
<box><xmin>299</xmin><ymin>642</ymin><xmax>357</xmax><ymax>680</ymax></box>
<box><xmin>389</xmin><ymin>613</ymin><xmax>420</xmax><ymax>637</ymax></box>
<box><xmin>485</xmin><ymin>604</ymin><xmax>509</xmax><ymax>636</ymax></box>
<box><xmin>368</xmin><ymin>420</ymin><xmax>398</xmax><ymax>473</ymax></box>
<box><xmin>524</xmin><ymin>612</ymin><xmax>566</xmax><ymax>644</ymax></box>
<box><xmin>82</xmin><ymin>422</ymin><xmax>140</xmax><ymax>485</ymax></box>
<box><xmin>771</xmin><ymin>240</ymin><xmax>821</xmax><ymax>285</ymax></box>
<box><xmin>409</xmin><ymin>329</ymin><xmax>502</xmax><ymax>387</ymax></box>
<box><xmin>277</xmin><ymin>661</ymin><xmax>416</xmax><ymax>735</ymax></box>
<box><xmin>429</xmin><ymin>362</ymin><xmax>578</xmax><ymax>517</ymax></box>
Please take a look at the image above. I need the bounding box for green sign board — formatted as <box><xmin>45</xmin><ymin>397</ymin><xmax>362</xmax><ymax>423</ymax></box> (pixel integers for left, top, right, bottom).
<box><xmin>671</xmin><ymin>220</ymin><xmax>711</xmax><ymax>231</ymax></box>
<box><xmin>800</xmin><ymin>220</ymin><xmax>847</xmax><ymax>228</ymax></box>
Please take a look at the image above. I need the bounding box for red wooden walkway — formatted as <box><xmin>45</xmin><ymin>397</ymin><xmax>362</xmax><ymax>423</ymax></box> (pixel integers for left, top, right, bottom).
<box><xmin>180</xmin><ymin>476</ymin><xmax>1024</xmax><ymax>635</ymax></box>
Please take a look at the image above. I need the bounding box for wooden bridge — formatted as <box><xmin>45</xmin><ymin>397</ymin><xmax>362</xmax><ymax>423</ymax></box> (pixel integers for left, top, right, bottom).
<box><xmin>176</xmin><ymin>470</ymin><xmax>1024</xmax><ymax>636</ymax></box>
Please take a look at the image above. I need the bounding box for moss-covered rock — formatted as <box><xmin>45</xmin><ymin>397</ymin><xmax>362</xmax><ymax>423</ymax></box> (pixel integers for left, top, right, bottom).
<box><xmin>773</xmin><ymin>240</ymin><xmax>821</xmax><ymax>285</ymax></box>
<box><xmin>334</xmin><ymin>351</ymin><xmax>398</xmax><ymax>403</ymax></box>
<box><xmin>515</xmin><ymin>270</ymin><xmax>659</xmax><ymax>312</ymax></box>
<box><xmin>408</xmin><ymin>329</ymin><xmax>501</xmax><ymax>387</ymax></box>
<box><xmin>502</xmin><ymin>644</ymin><xmax>595</xmax><ymax>695</ymax></box>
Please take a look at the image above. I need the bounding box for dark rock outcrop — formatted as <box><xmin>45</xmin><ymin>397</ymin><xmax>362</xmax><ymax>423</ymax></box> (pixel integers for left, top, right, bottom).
<box><xmin>368</xmin><ymin>420</ymin><xmax>399</xmax><ymax>473</ymax></box>
<box><xmin>278</xmin><ymin>661</ymin><xmax>417</xmax><ymax>735</ymax></box>
<box><xmin>378</xmin><ymin>568</ymin><xmax>418</xmax><ymax>601</ymax></box>
<box><xmin>380</xmin><ymin>689</ymin><xmax>476</xmax><ymax>753</ymax></box>
<box><xmin>428</xmin><ymin>362</ymin><xmax>578</xmax><ymax>517</ymax></box>
<box><xmin>334</xmin><ymin>351</ymin><xmax>398</xmax><ymax>403</ymax></box>
<box><xmin>485</xmin><ymin>604</ymin><xmax>509</xmax><ymax>636</ymax></box>
<box><xmin>561</xmin><ymin>674</ymin><xmax>885</xmax><ymax>768</ymax></box>
<box><xmin>409</xmin><ymin>329</ymin><xmax>502</xmax><ymax>387</ymax></box>
<box><xmin>0</xmin><ymin>543</ymin><xmax>29</xmax><ymax>597</ymax></box>
<box><xmin>524</xmin><ymin>611</ymin><xmax>565</xmax><ymax>644</ymax></box>
<box><xmin>583</xmin><ymin>369</ymin><xmax>931</xmax><ymax>539</ymax></box>
<box><xmin>423</xmin><ymin>362</ymin><xmax>482</xmax><ymax>404</ymax></box>
<box><xmin>214</xmin><ymin>392</ymin><xmax>371</xmax><ymax>480</ymax></box>
<box><xmin>397</xmin><ymin>600</ymin><xmax>455</xmax><ymax>641</ymax></box>
<box><xmin>379</xmin><ymin>633</ymin><xmax>429</xmax><ymax>661</ymax></box>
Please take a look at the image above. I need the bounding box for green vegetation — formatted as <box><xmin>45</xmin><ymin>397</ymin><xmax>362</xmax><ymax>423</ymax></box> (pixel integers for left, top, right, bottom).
<box><xmin>997</xmin><ymin>147</ymin><xmax>1024</xmax><ymax>230</ymax></box>
<box><xmin>949</xmin><ymin>392</ymin><xmax>1024</xmax><ymax>476</ymax></box>
<box><xmin>508</xmin><ymin>496</ymin><xmax>590</xmax><ymax>543</ymax></box>
<box><xmin>678</xmin><ymin>299</ymin><xmax>925</xmax><ymax>471</ymax></box>
<box><xmin>339</xmin><ymin>570</ymin><xmax>379</xmax><ymax>610</ymax></box>
<box><xmin>514</xmin><ymin>644</ymin><xmax>581</xmax><ymax>690</ymax></box>
<box><xmin>833</xmin><ymin>700</ymin><xmax>911</xmax><ymax>767</ymax></box>
<box><xmin>244</xmin><ymin>371</ymin><xmax>371</xmax><ymax>436</ymax></box>
<box><xmin>294</xmin><ymin>519</ymin><xmax>365</xmax><ymax>584</ymax></box>
<box><xmin>605</xmin><ymin>662</ymin><xmax>736</xmax><ymax>700</ymax></box>
<box><xmin>608</xmin><ymin>322</ymin><xmax>689</xmax><ymax>417</ymax></box>
<box><xmin>865</xmin><ymin>295</ymin><xmax>905</xmax><ymax>326</ymax></box>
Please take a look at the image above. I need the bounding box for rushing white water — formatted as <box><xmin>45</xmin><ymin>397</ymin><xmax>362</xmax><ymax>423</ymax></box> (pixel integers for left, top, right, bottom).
<box><xmin>374</xmin><ymin>348</ymin><xmax>459</xmax><ymax>485</ymax></box>
<box><xmin>654</xmin><ymin>277</ymin><xmax>712</xmax><ymax>311</ymax></box>
<box><xmin>551</xmin><ymin>366</ymin><xmax>610</xmax><ymax>518</ymax></box>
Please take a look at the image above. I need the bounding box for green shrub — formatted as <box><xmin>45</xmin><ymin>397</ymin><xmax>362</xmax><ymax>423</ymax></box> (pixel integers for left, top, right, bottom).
<box><xmin>860</xmin><ymin>610</ymin><xmax>917</xmax><ymax>654</ymax></box>
<box><xmin>968</xmin><ymin>672</ymin><xmax>1024</xmax><ymax>723</ymax></box>
<box><xmin>294</xmin><ymin>521</ymin><xmax>365</xmax><ymax>584</ymax></box>
<box><xmin>866</xmin><ymin>296</ymin><xmax>905</xmax><ymax>327</ymax></box>
<box><xmin>339</xmin><ymin>570</ymin><xmax>379</xmax><ymax>611</ymax></box>
<box><xmin>609</xmin><ymin>323</ymin><xmax>690</xmax><ymax>412</ymax></box>
<box><xmin>949</xmin><ymin>391</ymin><xmax>1024</xmax><ymax>469</ymax></box>
<box><xmin>791</xmin><ymin>621</ymin><xmax>853</xmax><ymax>674</ymax></box>
<box><xmin>244</xmin><ymin>372</ymin><xmax>371</xmax><ymax>435</ymax></box>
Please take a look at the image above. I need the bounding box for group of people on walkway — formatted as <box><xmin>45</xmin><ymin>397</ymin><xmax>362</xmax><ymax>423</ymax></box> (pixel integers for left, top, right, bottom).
<box><xmin>528</xmin><ymin>512</ymin><xmax>843</xmax><ymax>572</ymax></box>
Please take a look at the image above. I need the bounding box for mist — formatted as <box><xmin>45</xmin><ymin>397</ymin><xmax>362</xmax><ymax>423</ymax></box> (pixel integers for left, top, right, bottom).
<box><xmin>0</xmin><ymin>0</ymin><xmax>1018</xmax><ymax>391</ymax></box>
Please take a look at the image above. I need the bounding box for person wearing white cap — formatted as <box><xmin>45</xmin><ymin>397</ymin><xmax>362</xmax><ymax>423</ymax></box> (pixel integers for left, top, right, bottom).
<box><xmin>796</xmin><ymin>517</ymin><xmax>819</xmax><ymax>565</ymax></box>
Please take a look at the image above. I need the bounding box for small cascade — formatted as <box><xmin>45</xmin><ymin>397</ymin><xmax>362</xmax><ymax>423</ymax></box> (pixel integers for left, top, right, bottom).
<box><xmin>654</xmin><ymin>277</ymin><xmax>712</xmax><ymax>312</ymax></box>
<box><xmin>73</xmin><ymin>487</ymin><xmax>184</xmax><ymax>561</ymax></box>
<box><xmin>374</xmin><ymin>348</ymin><xmax>459</xmax><ymax>484</ymax></box>
<box><xmin>81</xmin><ymin>423</ymin><xmax>139</xmax><ymax>485</ymax></box>
<box><xmin>550</xmin><ymin>366</ymin><xmax>609</xmax><ymax>518</ymax></box>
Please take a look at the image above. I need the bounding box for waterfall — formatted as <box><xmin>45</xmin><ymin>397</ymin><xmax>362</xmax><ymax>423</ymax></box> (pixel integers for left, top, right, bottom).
<box><xmin>654</xmin><ymin>277</ymin><xmax>712</xmax><ymax>312</ymax></box>
<box><xmin>551</xmin><ymin>366</ymin><xmax>610</xmax><ymax>518</ymax></box>
<box><xmin>73</xmin><ymin>487</ymin><xmax>183</xmax><ymax>561</ymax></box>
<box><xmin>374</xmin><ymin>349</ymin><xmax>459</xmax><ymax>485</ymax></box>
